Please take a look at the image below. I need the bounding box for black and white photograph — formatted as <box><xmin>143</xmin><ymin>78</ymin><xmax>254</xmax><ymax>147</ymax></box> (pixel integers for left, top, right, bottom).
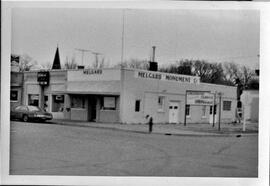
<box><xmin>1</xmin><ymin>1</ymin><xmax>269</xmax><ymax>186</ymax></box>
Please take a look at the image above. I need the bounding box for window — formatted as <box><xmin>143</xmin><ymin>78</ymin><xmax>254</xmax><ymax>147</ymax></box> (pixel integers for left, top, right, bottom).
<box><xmin>102</xmin><ymin>96</ymin><xmax>116</xmax><ymax>110</ymax></box>
<box><xmin>28</xmin><ymin>94</ymin><xmax>39</xmax><ymax>106</ymax></box>
<box><xmin>52</xmin><ymin>95</ymin><xmax>65</xmax><ymax>112</ymax></box>
<box><xmin>15</xmin><ymin>106</ymin><xmax>26</xmax><ymax>111</ymax></box>
<box><xmin>158</xmin><ymin>96</ymin><xmax>165</xmax><ymax>111</ymax></box>
<box><xmin>10</xmin><ymin>90</ymin><xmax>18</xmax><ymax>101</ymax></box>
<box><xmin>28</xmin><ymin>106</ymin><xmax>41</xmax><ymax>112</ymax></box>
<box><xmin>135</xmin><ymin>100</ymin><xmax>140</xmax><ymax>112</ymax></box>
<box><xmin>71</xmin><ymin>96</ymin><xmax>85</xmax><ymax>108</ymax></box>
<box><xmin>44</xmin><ymin>96</ymin><xmax>48</xmax><ymax>111</ymax></box>
<box><xmin>202</xmin><ymin>106</ymin><xmax>206</xmax><ymax>117</ymax></box>
<box><xmin>185</xmin><ymin>105</ymin><xmax>190</xmax><ymax>116</ymax></box>
<box><xmin>223</xmin><ymin>101</ymin><xmax>231</xmax><ymax>111</ymax></box>
<box><xmin>210</xmin><ymin>105</ymin><xmax>217</xmax><ymax>115</ymax></box>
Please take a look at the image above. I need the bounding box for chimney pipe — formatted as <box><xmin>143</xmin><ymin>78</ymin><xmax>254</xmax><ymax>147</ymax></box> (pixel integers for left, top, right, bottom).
<box><xmin>149</xmin><ymin>46</ymin><xmax>158</xmax><ymax>71</ymax></box>
<box><xmin>152</xmin><ymin>46</ymin><xmax>156</xmax><ymax>62</ymax></box>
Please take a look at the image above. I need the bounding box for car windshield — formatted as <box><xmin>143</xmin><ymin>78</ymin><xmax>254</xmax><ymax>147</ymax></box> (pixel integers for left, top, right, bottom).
<box><xmin>27</xmin><ymin>106</ymin><xmax>42</xmax><ymax>112</ymax></box>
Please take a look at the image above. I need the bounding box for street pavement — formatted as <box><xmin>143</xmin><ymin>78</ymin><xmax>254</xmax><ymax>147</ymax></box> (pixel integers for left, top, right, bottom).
<box><xmin>10</xmin><ymin>121</ymin><xmax>258</xmax><ymax>177</ymax></box>
<box><xmin>51</xmin><ymin>119</ymin><xmax>258</xmax><ymax>137</ymax></box>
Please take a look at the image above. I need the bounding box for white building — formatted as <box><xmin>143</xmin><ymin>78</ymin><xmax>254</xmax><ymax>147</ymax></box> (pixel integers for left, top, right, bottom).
<box><xmin>241</xmin><ymin>90</ymin><xmax>259</xmax><ymax>122</ymax></box>
<box><xmin>21</xmin><ymin>68</ymin><xmax>237</xmax><ymax>124</ymax></box>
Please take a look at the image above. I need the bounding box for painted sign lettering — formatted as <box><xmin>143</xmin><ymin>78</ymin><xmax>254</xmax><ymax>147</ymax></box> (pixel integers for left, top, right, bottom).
<box><xmin>135</xmin><ymin>70</ymin><xmax>200</xmax><ymax>84</ymax></box>
<box><xmin>83</xmin><ymin>69</ymin><xmax>102</xmax><ymax>75</ymax></box>
<box><xmin>187</xmin><ymin>91</ymin><xmax>214</xmax><ymax>105</ymax></box>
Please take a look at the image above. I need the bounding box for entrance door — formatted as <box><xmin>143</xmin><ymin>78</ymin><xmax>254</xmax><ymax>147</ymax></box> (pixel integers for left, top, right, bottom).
<box><xmin>169</xmin><ymin>101</ymin><xmax>180</xmax><ymax>123</ymax></box>
<box><xmin>209</xmin><ymin>105</ymin><xmax>218</xmax><ymax>124</ymax></box>
<box><xmin>88</xmin><ymin>96</ymin><xmax>97</xmax><ymax>122</ymax></box>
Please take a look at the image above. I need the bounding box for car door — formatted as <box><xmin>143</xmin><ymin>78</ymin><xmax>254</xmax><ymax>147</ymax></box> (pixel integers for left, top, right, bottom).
<box><xmin>10</xmin><ymin>106</ymin><xmax>18</xmax><ymax>119</ymax></box>
<box><xmin>20</xmin><ymin>106</ymin><xmax>29</xmax><ymax>118</ymax></box>
<box><xmin>14</xmin><ymin>106</ymin><xmax>27</xmax><ymax>119</ymax></box>
<box><xmin>12</xmin><ymin>106</ymin><xmax>22</xmax><ymax>119</ymax></box>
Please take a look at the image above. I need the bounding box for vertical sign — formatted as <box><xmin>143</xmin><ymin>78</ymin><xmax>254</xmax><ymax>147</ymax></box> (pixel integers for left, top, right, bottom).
<box><xmin>37</xmin><ymin>71</ymin><xmax>50</xmax><ymax>86</ymax></box>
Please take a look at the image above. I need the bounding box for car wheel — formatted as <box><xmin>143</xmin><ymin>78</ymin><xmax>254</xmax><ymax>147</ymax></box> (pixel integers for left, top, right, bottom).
<box><xmin>22</xmin><ymin>115</ymin><xmax>28</xmax><ymax>122</ymax></box>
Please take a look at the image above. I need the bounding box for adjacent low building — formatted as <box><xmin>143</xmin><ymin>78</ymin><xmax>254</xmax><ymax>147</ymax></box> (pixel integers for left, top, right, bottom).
<box><xmin>241</xmin><ymin>90</ymin><xmax>259</xmax><ymax>122</ymax></box>
<box><xmin>18</xmin><ymin>67</ymin><xmax>237</xmax><ymax>124</ymax></box>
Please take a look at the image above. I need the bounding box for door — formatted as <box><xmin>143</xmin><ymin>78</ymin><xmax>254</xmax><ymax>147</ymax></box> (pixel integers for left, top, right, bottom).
<box><xmin>169</xmin><ymin>101</ymin><xmax>180</xmax><ymax>123</ymax></box>
<box><xmin>209</xmin><ymin>105</ymin><xmax>218</xmax><ymax>124</ymax></box>
<box><xmin>88</xmin><ymin>96</ymin><xmax>97</xmax><ymax>121</ymax></box>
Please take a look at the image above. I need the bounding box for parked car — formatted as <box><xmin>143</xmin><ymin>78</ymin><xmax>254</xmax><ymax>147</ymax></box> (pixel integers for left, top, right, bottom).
<box><xmin>10</xmin><ymin>105</ymin><xmax>53</xmax><ymax>122</ymax></box>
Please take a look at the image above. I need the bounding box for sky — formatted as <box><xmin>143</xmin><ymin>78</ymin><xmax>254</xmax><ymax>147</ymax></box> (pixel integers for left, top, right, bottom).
<box><xmin>11</xmin><ymin>8</ymin><xmax>260</xmax><ymax>68</ymax></box>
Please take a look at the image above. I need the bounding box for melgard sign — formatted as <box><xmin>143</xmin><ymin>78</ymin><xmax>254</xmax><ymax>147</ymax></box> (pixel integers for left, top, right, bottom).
<box><xmin>187</xmin><ymin>91</ymin><xmax>214</xmax><ymax>105</ymax></box>
<box><xmin>134</xmin><ymin>70</ymin><xmax>200</xmax><ymax>84</ymax></box>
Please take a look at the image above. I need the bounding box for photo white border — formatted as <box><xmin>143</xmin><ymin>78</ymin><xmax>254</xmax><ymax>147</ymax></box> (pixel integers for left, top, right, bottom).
<box><xmin>1</xmin><ymin>1</ymin><xmax>269</xmax><ymax>185</ymax></box>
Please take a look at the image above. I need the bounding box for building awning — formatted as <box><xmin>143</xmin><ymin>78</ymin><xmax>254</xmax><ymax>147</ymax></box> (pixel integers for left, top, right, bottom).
<box><xmin>51</xmin><ymin>91</ymin><xmax>120</xmax><ymax>96</ymax></box>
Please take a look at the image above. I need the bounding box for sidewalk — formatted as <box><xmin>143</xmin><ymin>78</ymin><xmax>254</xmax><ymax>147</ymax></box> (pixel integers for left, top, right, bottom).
<box><xmin>50</xmin><ymin>119</ymin><xmax>258</xmax><ymax>137</ymax></box>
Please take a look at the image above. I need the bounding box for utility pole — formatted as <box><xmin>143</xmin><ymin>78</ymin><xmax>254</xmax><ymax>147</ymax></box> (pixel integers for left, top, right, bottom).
<box><xmin>121</xmin><ymin>9</ymin><xmax>126</xmax><ymax>68</ymax></box>
<box><xmin>75</xmin><ymin>48</ymin><xmax>92</xmax><ymax>66</ymax></box>
<box><xmin>212</xmin><ymin>92</ymin><xmax>216</xmax><ymax>127</ymax></box>
<box><xmin>218</xmin><ymin>92</ymin><xmax>223</xmax><ymax>131</ymax></box>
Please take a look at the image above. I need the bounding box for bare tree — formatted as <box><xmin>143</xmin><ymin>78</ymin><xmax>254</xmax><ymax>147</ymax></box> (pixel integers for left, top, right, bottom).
<box><xmin>41</xmin><ymin>61</ymin><xmax>52</xmax><ymax>70</ymax></box>
<box><xmin>64</xmin><ymin>56</ymin><xmax>77</xmax><ymax>69</ymax></box>
<box><xmin>18</xmin><ymin>54</ymin><xmax>37</xmax><ymax>71</ymax></box>
<box><xmin>223</xmin><ymin>62</ymin><xmax>255</xmax><ymax>87</ymax></box>
<box><xmin>160</xmin><ymin>59</ymin><xmax>226</xmax><ymax>84</ymax></box>
<box><xmin>114</xmin><ymin>58</ymin><xmax>149</xmax><ymax>70</ymax></box>
<box><xmin>88</xmin><ymin>56</ymin><xmax>110</xmax><ymax>69</ymax></box>
<box><xmin>159</xmin><ymin>59</ymin><xmax>192</xmax><ymax>75</ymax></box>
<box><xmin>241</xmin><ymin>65</ymin><xmax>254</xmax><ymax>89</ymax></box>
<box><xmin>191</xmin><ymin>60</ymin><xmax>225</xmax><ymax>84</ymax></box>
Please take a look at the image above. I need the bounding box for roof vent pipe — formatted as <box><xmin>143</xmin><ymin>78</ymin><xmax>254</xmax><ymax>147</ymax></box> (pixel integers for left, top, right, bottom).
<box><xmin>149</xmin><ymin>46</ymin><xmax>158</xmax><ymax>71</ymax></box>
<box><xmin>152</xmin><ymin>46</ymin><xmax>156</xmax><ymax>62</ymax></box>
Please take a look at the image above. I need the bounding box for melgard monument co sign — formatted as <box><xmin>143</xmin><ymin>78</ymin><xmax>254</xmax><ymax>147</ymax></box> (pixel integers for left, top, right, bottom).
<box><xmin>186</xmin><ymin>91</ymin><xmax>214</xmax><ymax>106</ymax></box>
<box><xmin>134</xmin><ymin>70</ymin><xmax>200</xmax><ymax>84</ymax></box>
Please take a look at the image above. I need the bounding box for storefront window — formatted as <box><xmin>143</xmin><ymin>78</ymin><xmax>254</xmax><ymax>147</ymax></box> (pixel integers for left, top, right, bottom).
<box><xmin>158</xmin><ymin>96</ymin><xmax>165</xmax><ymax>111</ymax></box>
<box><xmin>223</xmin><ymin>101</ymin><xmax>231</xmax><ymax>111</ymax></box>
<box><xmin>135</xmin><ymin>100</ymin><xmax>140</xmax><ymax>112</ymax></box>
<box><xmin>10</xmin><ymin>90</ymin><xmax>18</xmax><ymax>102</ymax></box>
<box><xmin>185</xmin><ymin>105</ymin><xmax>190</xmax><ymax>116</ymax></box>
<box><xmin>102</xmin><ymin>96</ymin><xmax>116</xmax><ymax>110</ymax></box>
<box><xmin>44</xmin><ymin>96</ymin><xmax>48</xmax><ymax>111</ymax></box>
<box><xmin>28</xmin><ymin>94</ymin><xmax>39</xmax><ymax>106</ymax></box>
<box><xmin>52</xmin><ymin>95</ymin><xmax>64</xmax><ymax>112</ymax></box>
<box><xmin>210</xmin><ymin>105</ymin><xmax>217</xmax><ymax>115</ymax></box>
<box><xmin>71</xmin><ymin>96</ymin><xmax>85</xmax><ymax>108</ymax></box>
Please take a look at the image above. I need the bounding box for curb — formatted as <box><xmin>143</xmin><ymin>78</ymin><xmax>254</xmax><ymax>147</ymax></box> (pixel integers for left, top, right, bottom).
<box><xmin>50</xmin><ymin>120</ymin><xmax>258</xmax><ymax>138</ymax></box>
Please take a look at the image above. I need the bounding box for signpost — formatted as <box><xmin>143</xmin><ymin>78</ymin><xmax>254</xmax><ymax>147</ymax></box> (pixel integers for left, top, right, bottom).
<box><xmin>242</xmin><ymin>93</ymin><xmax>249</xmax><ymax>132</ymax></box>
<box><xmin>212</xmin><ymin>93</ymin><xmax>216</xmax><ymax>127</ymax></box>
<box><xmin>217</xmin><ymin>92</ymin><xmax>223</xmax><ymax>131</ymax></box>
<box><xmin>37</xmin><ymin>71</ymin><xmax>50</xmax><ymax>109</ymax></box>
<box><xmin>37</xmin><ymin>71</ymin><xmax>50</xmax><ymax>86</ymax></box>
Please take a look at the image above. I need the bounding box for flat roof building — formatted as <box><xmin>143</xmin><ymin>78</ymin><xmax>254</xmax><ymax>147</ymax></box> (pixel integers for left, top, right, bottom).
<box><xmin>20</xmin><ymin>68</ymin><xmax>237</xmax><ymax>124</ymax></box>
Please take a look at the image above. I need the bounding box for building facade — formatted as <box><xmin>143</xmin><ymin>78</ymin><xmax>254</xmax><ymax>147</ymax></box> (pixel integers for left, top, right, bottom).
<box><xmin>10</xmin><ymin>72</ymin><xmax>24</xmax><ymax>110</ymax></box>
<box><xmin>20</xmin><ymin>68</ymin><xmax>237</xmax><ymax>124</ymax></box>
<box><xmin>241</xmin><ymin>90</ymin><xmax>259</xmax><ymax>122</ymax></box>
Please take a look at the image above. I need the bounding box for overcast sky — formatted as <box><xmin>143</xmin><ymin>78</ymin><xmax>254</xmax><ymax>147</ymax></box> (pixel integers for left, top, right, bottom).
<box><xmin>12</xmin><ymin>8</ymin><xmax>260</xmax><ymax>68</ymax></box>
